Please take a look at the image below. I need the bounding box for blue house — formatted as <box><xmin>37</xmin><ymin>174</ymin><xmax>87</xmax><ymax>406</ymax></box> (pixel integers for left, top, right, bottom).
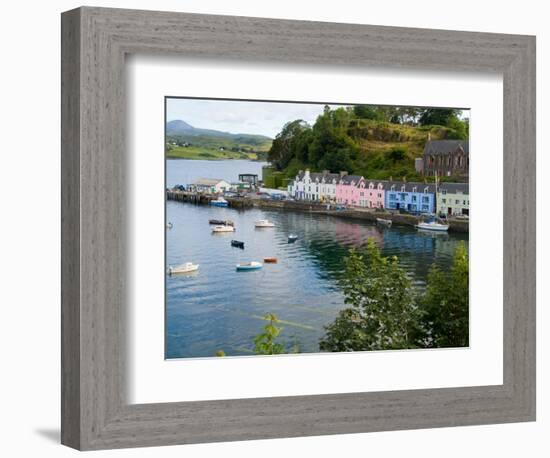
<box><xmin>383</xmin><ymin>181</ymin><xmax>436</xmax><ymax>214</ymax></box>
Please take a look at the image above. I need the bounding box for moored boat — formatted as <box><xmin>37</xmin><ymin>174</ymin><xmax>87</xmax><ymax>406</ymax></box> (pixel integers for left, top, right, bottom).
<box><xmin>254</xmin><ymin>219</ymin><xmax>275</xmax><ymax>228</ymax></box>
<box><xmin>236</xmin><ymin>261</ymin><xmax>262</xmax><ymax>271</ymax></box>
<box><xmin>167</xmin><ymin>262</ymin><xmax>199</xmax><ymax>275</ymax></box>
<box><xmin>416</xmin><ymin>221</ymin><xmax>449</xmax><ymax>232</ymax></box>
<box><xmin>209</xmin><ymin>219</ymin><xmax>234</xmax><ymax>226</ymax></box>
<box><xmin>263</xmin><ymin>257</ymin><xmax>278</xmax><ymax>263</ymax></box>
<box><xmin>209</xmin><ymin>197</ymin><xmax>229</xmax><ymax>207</ymax></box>
<box><xmin>231</xmin><ymin>240</ymin><xmax>245</xmax><ymax>249</ymax></box>
<box><xmin>376</xmin><ymin>218</ymin><xmax>392</xmax><ymax>227</ymax></box>
<box><xmin>166</xmin><ymin>222</ymin><xmax>173</xmax><ymax>229</ymax></box>
<box><xmin>212</xmin><ymin>225</ymin><xmax>235</xmax><ymax>233</ymax></box>
<box><xmin>287</xmin><ymin>234</ymin><xmax>298</xmax><ymax>243</ymax></box>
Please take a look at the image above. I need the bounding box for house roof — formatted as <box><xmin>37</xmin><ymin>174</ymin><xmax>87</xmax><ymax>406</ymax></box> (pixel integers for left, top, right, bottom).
<box><xmin>381</xmin><ymin>180</ymin><xmax>438</xmax><ymax>193</ymax></box>
<box><xmin>339</xmin><ymin>175</ymin><xmax>363</xmax><ymax>185</ymax></box>
<box><xmin>423</xmin><ymin>139</ymin><xmax>469</xmax><ymax>156</ymax></box>
<box><xmin>193</xmin><ymin>178</ymin><xmax>228</xmax><ymax>186</ymax></box>
<box><xmin>437</xmin><ymin>182</ymin><xmax>469</xmax><ymax>194</ymax></box>
<box><xmin>296</xmin><ymin>171</ymin><xmax>340</xmax><ymax>182</ymax></box>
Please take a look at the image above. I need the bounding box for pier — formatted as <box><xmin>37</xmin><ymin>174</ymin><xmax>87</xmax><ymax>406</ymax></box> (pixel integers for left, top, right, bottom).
<box><xmin>166</xmin><ymin>190</ymin><xmax>254</xmax><ymax>209</ymax></box>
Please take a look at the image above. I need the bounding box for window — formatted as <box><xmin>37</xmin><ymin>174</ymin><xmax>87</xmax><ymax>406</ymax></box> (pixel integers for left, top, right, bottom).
<box><xmin>422</xmin><ymin>204</ymin><xmax>429</xmax><ymax>211</ymax></box>
<box><xmin>412</xmin><ymin>195</ymin><xmax>417</xmax><ymax>202</ymax></box>
<box><xmin>389</xmin><ymin>193</ymin><xmax>396</xmax><ymax>201</ymax></box>
<box><xmin>422</xmin><ymin>196</ymin><xmax>429</xmax><ymax>203</ymax></box>
<box><xmin>455</xmin><ymin>199</ymin><xmax>460</xmax><ymax>205</ymax></box>
<box><xmin>442</xmin><ymin>198</ymin><xmax>446</xmax><ymax>204</ymax></box>
<box><xmin>400</xmin><ymin>193</ymin><xmax>407</xmax><ymax>200</ymax></box>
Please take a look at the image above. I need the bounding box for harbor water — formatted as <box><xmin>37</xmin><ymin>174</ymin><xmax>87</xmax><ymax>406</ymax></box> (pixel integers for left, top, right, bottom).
<box><xmin>166</xmin><ymin>160</ymin><xmax>469</xmax><ymax>359</ymax></box>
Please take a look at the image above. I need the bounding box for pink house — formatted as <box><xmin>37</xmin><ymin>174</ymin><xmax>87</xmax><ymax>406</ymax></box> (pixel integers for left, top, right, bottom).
<box><xmin>358</xmin><ymin>180</ymin><xmax>385</xmax><ymax>208</ymax></box>
<box><xmin>336</xmin><ymin>175</ymin><xmax>363</xmax><ymax>207</ymax></box>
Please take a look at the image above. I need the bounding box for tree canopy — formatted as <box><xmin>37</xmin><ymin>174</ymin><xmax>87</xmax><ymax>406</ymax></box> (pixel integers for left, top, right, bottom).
<box><xmin>320</xmin><ymin>240</ymin><xmax>469</xmax><ymax>352</ymax></box>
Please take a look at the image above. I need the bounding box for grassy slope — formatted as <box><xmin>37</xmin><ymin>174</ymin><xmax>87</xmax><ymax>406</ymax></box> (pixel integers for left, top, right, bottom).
<box><xmin>350</xmin><ymin>120</ymin><xmax>460</xmax><ymax>181</ymax></box>
<box><xmin>166</xmin><ymin>134</ymin><xmax>272</xmax><ymax>160</ymax></box>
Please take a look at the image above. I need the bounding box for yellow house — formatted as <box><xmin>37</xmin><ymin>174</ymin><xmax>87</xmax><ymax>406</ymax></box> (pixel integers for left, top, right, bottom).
<box><xmin>437</xmin><ymin>183</ymin><xmax>469</xmax><ymax>216</ymax></box>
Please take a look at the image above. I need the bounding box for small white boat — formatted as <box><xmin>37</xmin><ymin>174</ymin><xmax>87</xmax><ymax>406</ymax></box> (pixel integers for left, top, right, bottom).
<box><xmin>236</xmin><ymin>261</ymin><xmax>263</xmax><ymax>271</ymax></box>
<box><xmin>288</xmin><ymin>234</ymin><xmax>298</xmax><ymax>243</ymax></box>
<box><xmin>212</xmin><ymin>225</ymin><xmax>235</xmax><ymax>233</ymax></box>
<box><xmin>209</xmin><ymin>197</ymin><xmax>229</xmax><ymax>207</ymax></box>
<box><xmin>166</xmin><ymin>222</ymin><xmax>173</xmax><ymax>229</ymax></box>
<box><xmin>376</xmin><ymin>218</ymin><xmax>392</xmax><ymax>227</ymax></box>
<box><xmin>254</xmin><ymin>219</ymin><xmax>275</xmax><ymax>228</ymax></box>
<box><xmin>168</xmin><ymin>262</ymin><xmax>199</xmax><ymax>275</ymax></box>
<box><xmin>416</xmin><ymin>221</ymin><xmax>449</xmax><ymax>232</ymax></box>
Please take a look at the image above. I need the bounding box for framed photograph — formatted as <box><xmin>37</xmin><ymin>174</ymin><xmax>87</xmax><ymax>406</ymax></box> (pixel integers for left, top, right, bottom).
<box><xmin>61</xmin><ymin>6</ymin><xmax>536</xmax><ymax>450</ymax></box>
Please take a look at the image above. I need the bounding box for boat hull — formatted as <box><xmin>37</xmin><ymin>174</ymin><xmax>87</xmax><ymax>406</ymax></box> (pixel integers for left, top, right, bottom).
<box><xmin>236</xmin><ymin>262</ymin><xmax>262</xmax><ymax>271</ymax></box>
<box><xmin>416</xmin><ymin>223</ymin><xmax>449</xmax><ymax>232</ymax></box>
<box><xmin>168</xmin><ymin>264</ymin><xmax>199</xmax><ymax>275</ymax></box>
<box><xmin>212</xmin><ymin>226</ymin><xmax>235</xmax><ymax>233</ymax></box>
<box><xmin>376</xmin><ymin>218</ymin><xmax>392</xmax><ymax>226</ymax></box>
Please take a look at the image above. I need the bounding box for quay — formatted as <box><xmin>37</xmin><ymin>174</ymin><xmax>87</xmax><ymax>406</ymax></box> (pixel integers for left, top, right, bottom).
<box><xmin>166</xmin><ymin>190</ymin><xmax>254</xmax><ymax>209</ymax></box>
<box><xmin>166</xmin><ymin>190</ymin><xmax>468</xmax><ymax>233</ymax></box>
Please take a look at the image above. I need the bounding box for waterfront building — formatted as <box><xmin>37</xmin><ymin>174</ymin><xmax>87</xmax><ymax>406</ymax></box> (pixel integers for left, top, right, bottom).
<box><xmin>191</xmin><ymin>178</ymin><xmax>232</xmax><ymax>193</ymax></box>
<box><xmin>318</xmin><ymin>171</ymin><xmax>340</xmax><ymax>203</ymax></box>
<box><xmin>336</xmin><ymin>175</ymin><xmax>363</xmax><ymax>206</ymax></box>
<box><xmin>358</xmin><ymin>180</ymin><xmax>386</xmax><ymax>208</ymax></box>
<box><xmin>288</xmin><ymin>170</ymin><xmax>339</xmax><ymax>202</ymax></box>
<box><xmin>422</xmin><ymin>139</ymin><xmax>469</xmax><ymax>179</ymax></box>
<box><xmin>238</xmin><ymin>173</ymin><xmax>259</xmax><ymax>188</ymax></box>
<box><xmin>437</xmin><ymin>182</ymin><xmax>469</xmax><ymax>216</ymax></box>
<box><xmin>384</xmin><ymin>181</ymin><xmax>437</xmax><ymax>214</ymax></box>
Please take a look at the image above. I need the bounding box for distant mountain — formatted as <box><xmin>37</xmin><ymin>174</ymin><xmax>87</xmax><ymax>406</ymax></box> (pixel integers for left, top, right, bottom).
<box><xmin>166</xmin><ymin>119</ymin><xmax>271</xmax><ymax>143</ymax></box>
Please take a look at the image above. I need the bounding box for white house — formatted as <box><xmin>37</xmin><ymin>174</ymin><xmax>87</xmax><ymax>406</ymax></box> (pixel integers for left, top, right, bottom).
<box><xmin>192</xmin><ymin>178</ymin><xmax>231</xmax><ymax>193</ymax></box>
<box><xmin>289</xmin><ymin>170</ymin><xmax>339</xmax><ymax>202</ymax></box>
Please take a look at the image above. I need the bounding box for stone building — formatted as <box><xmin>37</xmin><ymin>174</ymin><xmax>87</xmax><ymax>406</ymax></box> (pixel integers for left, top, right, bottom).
<box><xmin>422</xmin><ymin>139</ymin><xmax>469</xmax><ymax>179</ymax></box>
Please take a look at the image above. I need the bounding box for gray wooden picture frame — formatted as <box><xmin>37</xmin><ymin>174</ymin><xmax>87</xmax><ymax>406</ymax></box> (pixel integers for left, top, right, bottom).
<box><xmin>61</xmin><ymin>6</ymin><xmax>536</xmax><ymax>451</ymax></box>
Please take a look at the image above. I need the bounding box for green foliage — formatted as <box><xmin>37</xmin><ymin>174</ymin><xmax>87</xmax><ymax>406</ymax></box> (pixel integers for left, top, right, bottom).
<box><xmin>215</xmin><ymin>350</ymin><xmax>226</xmax><ymax>357</ymax></box>
<box><xmin>269</xmin><ymin>105</ymin><xmax>469</xmax><ymax>180</ymax></box>
<box><xmin>445</xmin><ymin>116</ymin><xmax>469</xmax><ymax>140</ymax></box>
<box><xmin>418</xmin><ymin>242</ymin><xmax>469</xmax><ymax>347</ymax></box>
<box><xmin>419</xmin><ymin>108</ymin><xmax>461</xmax><ymax>126</ymax></box>
<box><xmin>267</xmin><ymin>120</ymin><xmax>311</xmax><ymax>170</ymax></box>
<box><xmin>320</xmin><ymin>240</ymin><xmax>421</xmax><ymax>352</ymax></box>
<box><xmin>353</xmin><ymin>105</ymin><xmax>385</xmax><ymax>121</ymax></box>
<box><xmin>320</xmin><ymin>241</ymin><xmax>469</xmax><ymax>352</ymax></box>
<box><xmin>254</xmin><ymin>313</ymin><xmax>285</xmax><ymax>355</ymax></box>
<box><xmin>387</xmin><ymin>146</ymin><xmax>407</xmax><ymax>162</ymax></box>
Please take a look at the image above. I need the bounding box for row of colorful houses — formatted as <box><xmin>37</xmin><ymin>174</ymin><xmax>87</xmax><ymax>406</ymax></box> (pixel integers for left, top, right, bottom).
<box><xmin>288</xmin><ymin>170</ymin><xmax>469</xmax><ymax>216</ymax></box>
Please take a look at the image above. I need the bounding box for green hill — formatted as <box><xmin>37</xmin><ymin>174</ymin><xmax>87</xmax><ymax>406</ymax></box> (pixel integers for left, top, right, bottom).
<box><xmin>166</xmin><ymin>120</ymin><xmax>272</xmax><ymax>161</ymax></box>
<box><xmin>268</xmin><ymin>106</ymin><xmax>468</xmax><ymax>182</ymax></box>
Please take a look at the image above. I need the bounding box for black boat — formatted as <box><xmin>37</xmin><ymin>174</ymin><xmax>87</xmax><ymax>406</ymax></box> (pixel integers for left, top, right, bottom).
<box><xmin>209</xmin><ymin>219</ymin><xmax>234</xmax><ymax>226</ymax></box>
<box><xmin>230</xmin><ymin>240</ymin><xmax>245</xmax><ymax>249</ymax></box>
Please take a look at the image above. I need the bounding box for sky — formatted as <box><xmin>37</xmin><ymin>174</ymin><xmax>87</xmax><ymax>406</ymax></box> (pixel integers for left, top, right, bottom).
<box><xmin>166</xmin><ymin>98</ymin><xmax>469</xmax><ymax>138</ymax></box>
<box><xmin>166</xmin><ymin>98</ymin><xmax>346</xmax><ymax>138</ymax></box>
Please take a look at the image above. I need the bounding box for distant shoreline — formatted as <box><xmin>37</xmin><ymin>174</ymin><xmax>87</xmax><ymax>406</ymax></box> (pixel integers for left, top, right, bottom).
<box><xmin>166</xmin><ymin>156</ymin><xmax>265</xmax><ymax>162</ymax></box>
